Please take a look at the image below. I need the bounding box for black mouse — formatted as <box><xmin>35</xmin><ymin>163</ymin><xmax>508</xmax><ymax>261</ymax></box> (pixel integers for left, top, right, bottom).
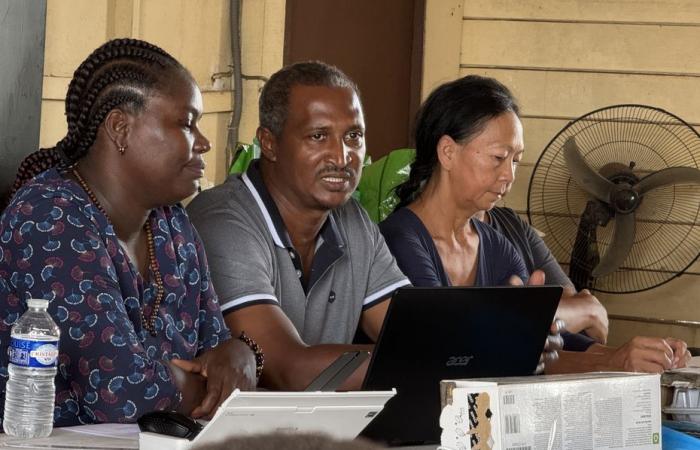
<box><xmin>137</xmin><ymin>410</ymin><xmax>204</xmax><ymax>440</ymax></box>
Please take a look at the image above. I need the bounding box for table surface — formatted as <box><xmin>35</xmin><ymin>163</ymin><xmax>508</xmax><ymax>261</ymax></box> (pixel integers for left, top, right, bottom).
<box><xmin>0</xmin><ymin>426</ymin><xmax>438</xmax><ymax>450</ymax></box>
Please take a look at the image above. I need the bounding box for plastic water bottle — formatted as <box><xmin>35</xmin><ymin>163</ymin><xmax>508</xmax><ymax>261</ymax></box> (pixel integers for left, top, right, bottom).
<box><xmin>3</xmin><ymin>298</ymin><xmax>60</xmax><ymax>438</ymax></box>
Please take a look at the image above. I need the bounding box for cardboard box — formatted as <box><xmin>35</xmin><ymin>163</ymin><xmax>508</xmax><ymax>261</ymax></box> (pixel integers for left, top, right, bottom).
<box><xmin>440</xmin><ymin>373</ymin><xmax>661</xmax><ymax>450</ymax></box>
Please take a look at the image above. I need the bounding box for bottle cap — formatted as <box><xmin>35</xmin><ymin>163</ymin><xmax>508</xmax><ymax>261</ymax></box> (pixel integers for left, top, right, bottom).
<box><xmin>27</xmin><ymin>298</ymin><xmax>49</xmax><ymax>309</ymax></box>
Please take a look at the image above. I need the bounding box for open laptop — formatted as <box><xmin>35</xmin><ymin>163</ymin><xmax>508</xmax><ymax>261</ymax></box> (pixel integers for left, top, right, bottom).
<box><xmin>359</xmin><ymin>285</ymin><xmax>562</xmax><ymax>446</ymax></box>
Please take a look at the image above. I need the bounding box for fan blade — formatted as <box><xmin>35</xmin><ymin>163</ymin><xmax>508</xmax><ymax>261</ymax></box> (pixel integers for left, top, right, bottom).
<box><xmin>563</xmin><ymin>137</ymin><xmax>615</xmax><ymax>203</ymax></box>
<box><xmin>591</xmin><ymin>212</ymin><xmax>635</xmax><ymax>277</ymax></box>
<box><xmin>635</xmin><ymin>166</ymin><xmax>700</xmax><ymax>195</ymax></box>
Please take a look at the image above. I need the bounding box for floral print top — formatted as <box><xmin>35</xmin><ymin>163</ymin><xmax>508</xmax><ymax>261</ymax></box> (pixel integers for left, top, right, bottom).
<box><xmin>0</xmin><ymin>168</ymin><xmax>230</xmax><ymax>426</ymax></box>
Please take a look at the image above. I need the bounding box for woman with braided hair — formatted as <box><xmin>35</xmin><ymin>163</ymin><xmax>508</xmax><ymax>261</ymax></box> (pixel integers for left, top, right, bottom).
<box><xmin>0</xmin><ymin>38</ymin><xmax>259</xmax><ymax>427</ymax></box>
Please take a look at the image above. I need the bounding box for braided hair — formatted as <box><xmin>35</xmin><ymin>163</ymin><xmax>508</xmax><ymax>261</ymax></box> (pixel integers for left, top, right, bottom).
<box><xmin>7</xmin><ymin>38</ymin><xmax>187</xmax><ymax>203</ymax></box>
<box><xmin>394</xmin><ymin>75</ymin><xmax>520</xmax><ymax>209</ymax></box>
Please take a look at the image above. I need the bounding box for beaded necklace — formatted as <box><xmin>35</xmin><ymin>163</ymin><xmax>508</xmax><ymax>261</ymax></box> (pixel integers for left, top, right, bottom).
<box><xmin>72</xmin><ymin>167</ymin><xmax>164</xmax><ymax>336</ymax></box>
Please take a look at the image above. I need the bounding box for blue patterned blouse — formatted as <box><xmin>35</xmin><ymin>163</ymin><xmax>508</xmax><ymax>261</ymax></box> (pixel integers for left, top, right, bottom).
<box><xmin>0</xmin><ymin>168</ymin><xmax>230</xmax><ymax>426</ymax></box>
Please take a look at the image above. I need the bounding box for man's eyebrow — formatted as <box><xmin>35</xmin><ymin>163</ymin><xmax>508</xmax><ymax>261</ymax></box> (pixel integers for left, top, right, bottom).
<box><xmin>304</xmin><ymin>125</ymin><xmax>331</xmax><ymax>132</ymax></box>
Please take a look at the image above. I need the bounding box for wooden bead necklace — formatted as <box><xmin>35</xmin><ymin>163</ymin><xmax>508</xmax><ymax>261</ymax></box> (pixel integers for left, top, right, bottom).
<box><xmin>72</xmin><ymin>167</ymin><xmax>164</xmax><ymax>336</ymax></box>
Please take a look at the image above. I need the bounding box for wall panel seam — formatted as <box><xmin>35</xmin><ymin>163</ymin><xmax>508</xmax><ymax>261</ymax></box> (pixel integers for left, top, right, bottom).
<box><xmin>459</xmin><ymin>64</ymin><xmax>700</xmax><ymax>79</ymax></box>
<box><xmin>517</xmin><ymin>114</ymin><xmax>700</xmax><ymax>127</ymax></box>
<box><xmin>462</xmin><ymin>16</ymin><xmax>700</xmax><ymax>27</ymax></box>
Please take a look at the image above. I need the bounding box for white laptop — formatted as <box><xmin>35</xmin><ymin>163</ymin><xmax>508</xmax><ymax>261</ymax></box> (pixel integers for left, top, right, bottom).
<box><xmin>139</xmin><ymin>389</ymin><xmax>396</xmax><ymax>450</ymax></box>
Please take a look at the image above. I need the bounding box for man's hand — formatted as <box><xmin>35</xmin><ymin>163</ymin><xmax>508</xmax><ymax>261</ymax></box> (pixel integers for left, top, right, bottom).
<box><xmin>606</xmin><ymin>336</ymin><xmax>690</xmax><ymax>373</ymax></box>
<box><xmin>171</xmin><ymin>338</ymin><xmax>257</xmax><ymax>418</ymax></box>
<box><xmin>557</xmin><ymin>288</ymin><xmax>608</xmax><ymax>344</ymax></box>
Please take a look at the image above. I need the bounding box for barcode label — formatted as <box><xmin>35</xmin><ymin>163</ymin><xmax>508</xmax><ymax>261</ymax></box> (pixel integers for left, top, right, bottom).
<box><xmin>506</xmin><ymin>447</ymin><xmax>531</xmax><ymax>450</ymax></box>
<box><xmin>503</xmin><ymin>393</ymin><xmax>515</xmax><ymax>405</ymax></box>
<box><xmin>504</xmin><ymin>414</ymin><xmax>520</xmax><ymax>434</ymax></box>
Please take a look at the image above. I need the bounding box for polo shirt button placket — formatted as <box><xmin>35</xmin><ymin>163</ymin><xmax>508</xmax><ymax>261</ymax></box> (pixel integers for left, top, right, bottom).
<box><xmin>328</xmin><ymin>291</ymin><xmax>336</xmax><ymax>303</ymax></box>
<box><xmin>289</xmin><ymin>250</ymin><xmax>302</xmax><ymax>278</ymax></box>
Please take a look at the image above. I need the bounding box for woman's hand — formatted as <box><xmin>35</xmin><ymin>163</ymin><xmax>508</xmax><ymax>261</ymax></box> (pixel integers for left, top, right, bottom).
<box><xmin>557</xmin><ymin>288</ymin><xmax>608</xmax><ymax>344</ymax></box>
<box><xmin>602</xmin><ymin>336</ymin><xmax>691</xmax><ymax>373</ymax></box>
<box><xmin>170</xmin><ymin>338</ymin><xmax>257</xmax><ymax>418</ymax></box>
<box><xmin>508</xmin><ymin>270</ymin><xmax>563</xmax><ymax>373</ymax></box>
<box><xmin>668</xmin><ymin>337</ymin><xmax>692</xmax><ymax>369</ymax></box>
<box><xmin>164</xmin><ymin>360</ymin><xmax>207</xmax><ymax>417</ymax></box>
<box><xmin>536</xmin><ymin>319</ymin><xmax>565</xmax><ymax>374</ymax></box>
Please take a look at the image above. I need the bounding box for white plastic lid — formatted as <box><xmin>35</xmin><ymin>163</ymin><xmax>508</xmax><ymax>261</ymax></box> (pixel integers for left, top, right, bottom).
<box><xmin>27</xmin><ymin>298</ymin><xmax>49</xmax><ymax>309</ymax></box>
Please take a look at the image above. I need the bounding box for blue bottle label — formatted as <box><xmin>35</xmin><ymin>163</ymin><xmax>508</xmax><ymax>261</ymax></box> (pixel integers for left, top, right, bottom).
<box><xmin>8</xmin><ymin>338</ymin><xmax>59</xmax><ymax>367</ymax></box>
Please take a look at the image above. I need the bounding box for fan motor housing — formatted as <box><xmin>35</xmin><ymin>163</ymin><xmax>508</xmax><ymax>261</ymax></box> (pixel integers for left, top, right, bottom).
<box><xmin>599</xmin><ymin>162</ymin><xmax>641</xmax><ymax>214</ymax></box>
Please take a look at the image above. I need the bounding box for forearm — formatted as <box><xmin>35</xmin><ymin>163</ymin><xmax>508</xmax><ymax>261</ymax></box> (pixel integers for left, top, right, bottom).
<box><xmin>545</xmin><ymin>345</ymin><xmax>612</xmax><ymax>374</ymax></box>
<box><xmin>555</xmin><ymin>291</ymin><xmax>608</xmax><ymax>344</ymax></box>
<box><xmin>556</xmin><ymin>298</ymin><xmax>599</xmax><ymax>334</ymax></box>
<box><xmin>225</xmin><ymin>303</ymin><xmax>378</xmax><ymax>391</ymax></box>
<box><xmin>263</xmin><ymin>343</ymin><xmax>374</xmax><ymax>391</ymax></box>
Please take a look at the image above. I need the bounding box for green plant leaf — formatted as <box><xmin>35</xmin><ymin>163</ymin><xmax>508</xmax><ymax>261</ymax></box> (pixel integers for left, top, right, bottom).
<box><xmin>356</xmin><ymin>148</ymin><xmax>415</xmax><ymax>223</ymax></box>
<box><xmin>229</xmin><ymin>138</ymin><xmax>262</xmax><ymax>174</ymax></box>
<box><xmin>351</xmin><ymin>154</ymin><xmax>373</xmax><ymax>202</ymax></box>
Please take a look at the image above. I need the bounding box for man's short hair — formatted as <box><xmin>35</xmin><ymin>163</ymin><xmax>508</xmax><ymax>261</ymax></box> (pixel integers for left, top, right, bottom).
<box><xmin>259</xmin><ymin>61</ymin><xmax>361</xmax><ymax>137</ymax></box>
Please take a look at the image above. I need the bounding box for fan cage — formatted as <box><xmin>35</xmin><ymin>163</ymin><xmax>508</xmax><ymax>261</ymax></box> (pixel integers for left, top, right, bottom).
<box><xmin>527</xmin><ymin>104</ymin><xmax>700</xmax><ymax>294</ymax></box>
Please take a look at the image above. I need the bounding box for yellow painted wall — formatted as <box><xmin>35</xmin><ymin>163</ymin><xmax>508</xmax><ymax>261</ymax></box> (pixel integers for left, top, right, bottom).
<box><xmin>40</xmin><ymin>0</ymin><xmax>285</xmax><ymax>188</ymax></box>
<box><xmin>424</xmin><ymin>0</ymin><xmax>700</xmax><ymax>346</ymax></box>
<box><xmin>41</xmin><ymin>0</ymin><xmax>700</xmax><ymax>344</ymax></box>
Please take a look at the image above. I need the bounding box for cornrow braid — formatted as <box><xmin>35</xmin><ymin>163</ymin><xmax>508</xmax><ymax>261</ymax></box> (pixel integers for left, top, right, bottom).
<box><xmin>66</xmin><ymin>67</ymin><xmax>149</xmax><ymax>138</ymax></box>
<box><xmin>66</xmin><ymin>66</ymin><xmax>151</xmax><ymax>160</ymax></box>
<box><xmin>7</xmin><ymin>149</ymin><xmax>67</xmax><ymax>203</ymax></box>
<box><xmin>72</xmin><ymin>92</ymin><xmax>143</xmax><ymax>160</ymax></box>
<box><xmin>8</xmin><ymin>38</ymin><xmax>186</xmax><ymax>201</ymax></box>
<box><xmin>64</xmin><ymin>39</ymin><xmax>170</xmax><ymax>121</ymax></box>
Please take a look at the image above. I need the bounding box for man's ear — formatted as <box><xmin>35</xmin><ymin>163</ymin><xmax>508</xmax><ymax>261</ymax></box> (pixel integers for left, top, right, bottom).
<box><xmin>436</xmin><ymin>134</ymin><xmax>458</xmax><ymax>171</ymax></box>
<box><xmin>257</xmin><ymin>127</ymin><xmax>277</xmax><ymax>162</ymax></box>
<box><xmin>103</xmin><ymin>108</ymin><xmax>131</xmax><ymax>151</ymax></box>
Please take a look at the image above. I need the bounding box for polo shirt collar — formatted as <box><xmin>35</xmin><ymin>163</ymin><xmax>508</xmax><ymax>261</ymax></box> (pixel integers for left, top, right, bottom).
<box><xmin>242</xmin><ymin>160</ymin><xmax>291</xmax><ymax>248</ymax></box>
<box><xmin>242</xmin><ymin>160</ymin><xmax>346</xmax><ymax>291</ymax></box>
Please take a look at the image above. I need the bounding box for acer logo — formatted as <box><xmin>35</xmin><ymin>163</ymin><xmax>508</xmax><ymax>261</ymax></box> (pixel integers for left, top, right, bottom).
<box><xmin>446</xmin><ymin>355</ymin><xmax>474</xmax><ymax>367</ymax></box>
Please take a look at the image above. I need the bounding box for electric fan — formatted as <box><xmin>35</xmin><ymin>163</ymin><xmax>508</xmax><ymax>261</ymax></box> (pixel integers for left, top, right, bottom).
<box><xmin>527</xmin><ymin>105</ymin><xmax>700</xmax><ymax>293</ymax></box>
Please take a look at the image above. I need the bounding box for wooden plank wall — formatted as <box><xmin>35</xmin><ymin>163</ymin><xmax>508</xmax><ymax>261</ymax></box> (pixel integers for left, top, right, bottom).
<box><xmin>40</xmin><ymin>0</ymin><xmax>285</xmax><ymax>188</ymax></box>
<box><xmin>457</xmin><ymin>0</ymin><xmax>700</xmax><ymax>346</ymax></box>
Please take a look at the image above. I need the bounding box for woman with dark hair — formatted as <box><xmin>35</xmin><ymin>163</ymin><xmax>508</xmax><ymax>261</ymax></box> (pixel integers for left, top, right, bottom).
<box><xmin>380</xmin><ymin>75</ymin><xmax>690</xmax><ymax>372</ymax></box>
<box><xmin>382</xmin><ymin>75</ymin><xmax>529</xmax><ymax>288</ymax></box>
<box><xmin>0</xmin><ymin>38</ymin><xmax>260</xmax><ymax>427</ymax></box>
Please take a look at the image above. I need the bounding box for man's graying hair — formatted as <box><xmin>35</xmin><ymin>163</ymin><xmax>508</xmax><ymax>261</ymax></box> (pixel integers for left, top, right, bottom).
<box><xmin>259</xmin><ymin>61</ymin><xmax>361</xmax><ymax>136</ymax></box>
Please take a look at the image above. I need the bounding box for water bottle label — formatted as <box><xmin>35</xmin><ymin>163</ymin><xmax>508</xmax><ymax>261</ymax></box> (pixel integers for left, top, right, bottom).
<box><xmin>8</xmin><ymin>338</ymin><xmax>59</xmax><ymax>367</ymax></box>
